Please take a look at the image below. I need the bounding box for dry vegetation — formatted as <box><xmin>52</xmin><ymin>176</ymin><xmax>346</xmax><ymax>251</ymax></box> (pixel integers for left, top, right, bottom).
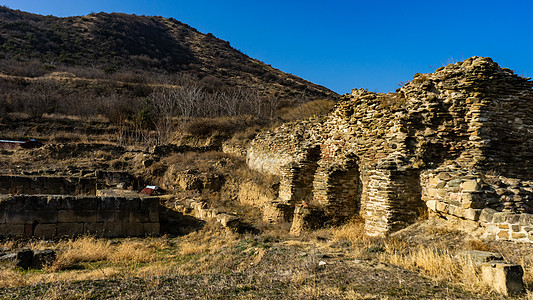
<box><xmin>0</xmin><ymin>218</ymin><xmax>531</xmax><ymax>299</ymax></box>
<box><xmin>0</xmin><ymin>7</ymin><xmax>531</xmax><ymax>299</ymax></box>
<box><xmin>0</xmin><ymin>113</ymin><xmax>532</xmax><ymax>299</ymax></box>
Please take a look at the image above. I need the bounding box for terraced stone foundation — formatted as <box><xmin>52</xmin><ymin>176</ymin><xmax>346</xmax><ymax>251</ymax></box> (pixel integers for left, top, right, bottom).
<box><xmin>0</xmin><ymin>195</ymin><xmax>159</xmax><ymax>238</ymax></box>
<box><xmin>0</xmin><ymin>172</ymin><xmax>160</xmax><ymax>237</ymax></box>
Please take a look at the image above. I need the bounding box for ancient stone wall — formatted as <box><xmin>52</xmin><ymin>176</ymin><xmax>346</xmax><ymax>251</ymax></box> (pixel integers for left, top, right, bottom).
<box><xmin>246</xmin><ymin>57</ymin><xmax>533</xmax><ymax>241</ymax></box>
<box><xmin>96</xmin><ymin>171</ymin><xmax>140</xmax><ymax>190</ymax></box>
<box><xmin>0</xmin><ymin>175</ymin><xmax>96</xmax><ymax>195</ymax></box>
<box><xmin>0</xmin><ymin>195</ymin><xmax>160</xmax><ymax>238</ymax></box>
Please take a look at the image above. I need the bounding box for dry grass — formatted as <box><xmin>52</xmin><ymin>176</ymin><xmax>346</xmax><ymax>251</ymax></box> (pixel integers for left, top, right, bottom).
<box><xmin>0</xmin><ymin>219</ymin><xmax>530</xmax><ymax>298</ymax></box>
<box><xmin>278</xmin><ymin>99</ymin><xmax>335</xmax><ymax>121</ymax></box>
<box><xmin>178</xmin><ymin>222</ymin><xmax>240</xmax><ymax>256</ymax></box>
<box><xmin>329</xmin><ymin>218</ymin><xmax>497</xmax><ymax>294</ymax></box>
<box><xmin>48</xmin><ymin>236</ymin><xmax>112</xmax><ymax>271</ymax></box>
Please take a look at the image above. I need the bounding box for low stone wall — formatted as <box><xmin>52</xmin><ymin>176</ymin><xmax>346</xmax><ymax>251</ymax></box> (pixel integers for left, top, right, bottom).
<box><xmin>480</xmin><ymin>210</ymin><xmax>533</xmax><ymax>243</ymax></box>
<box><xmin>0</xmin><ymin>195</ymin><xmax>160</xmax><ymax>238</ymax></box>
<box><xmin>0</xmin><ymin>175</ymin><xmax>96</xmax><ymax>196</ymax></box>
<box><xmin>173</xmin><ymin>198</ymin><xmax>240</xmax><ymax>228</ymax></box>
<box><xmin>422</xmin><ymin>168</ymin><xmax>533</xmax><ymax>243</ymax></box>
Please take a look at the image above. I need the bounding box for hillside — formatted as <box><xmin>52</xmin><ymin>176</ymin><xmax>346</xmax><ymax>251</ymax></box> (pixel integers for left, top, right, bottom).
<box><xmin>0</xmin><ymin>6</ymin><xmax>336</xmax><ymax>102</ymax></box>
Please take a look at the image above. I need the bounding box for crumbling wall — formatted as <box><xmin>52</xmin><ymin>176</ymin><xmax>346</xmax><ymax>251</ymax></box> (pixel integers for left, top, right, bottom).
<box><xmin>247</xmin><ymin>57</ymin><xmax>533</xmax><ymax>241</ymax></box>
<box><xmin>0</xmin><ymin>195</ymin><xmax>160</xmax><ymax>238</ymax></box>
<box><xmin>0</xmin><ymin>175</ymin><xmax>96</xmax><ymax>195</ymax></box>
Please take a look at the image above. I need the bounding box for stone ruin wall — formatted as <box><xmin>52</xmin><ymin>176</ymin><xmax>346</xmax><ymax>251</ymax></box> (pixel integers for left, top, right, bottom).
<box><xmin>247</xmin><ymin>57</ymin><xmax>533</xmax><ymax>242</ymax></box>
<box><xmin>0</xmin><ymin>195</ymin><xmax>159</xmax><ymax>238</ymax></box>
<box><xmin>0</xmin><ymin>175</ymin><xmax>97</xmax><ymax>196</ymax></box>
<box><xmin>0</xmin><ymin>172</ymin><xmax>160</xmax><ymax>237</ymax></box>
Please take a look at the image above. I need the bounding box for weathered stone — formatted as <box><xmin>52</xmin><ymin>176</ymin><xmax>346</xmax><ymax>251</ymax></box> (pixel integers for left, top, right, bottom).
<box><xmin>58</xmin><ymin>210</ymin><xmax>77</xmax><ymax>222</ymax></box>
<box><xmin>426</xmin><ymin>200</ymin><xmax>438</xmax><ymax>211</ymax></box>
<box><xmin>33</xmin><ymin>224</ymin><xmax>56</xmax><ymax>238</ymax></box>
<box><xmin>461</xmin><ymin>180</ymin><xmax>479</xmax><ymax>191</ymax></box>
<box><xmin>497</xmin><ymin>230</ymin><xmax>509</xmax><ymax>239</ymax></box>
<box><xmin>481</xmin><ymin>262</ymin><xmax>524</xmax><ymax>295</ymax></box>
<box><xmin>456</xmin><ymin>250</ymin><xmax>503</xmax><ymax>264</ymax></box>
<box><xmin>15</xmin><ymin>249</ymin><xmax>33</xmax><ymax>269</ymax></box>
<box><xmin>479</xmin><ymin>208</ymin><xmax>496</xmax><ymax>223</ymax></box>
<box><xmin>32</xmin><ymin>249</ymin><xmax>56</xmax><ymax>269</ymax></box>
<box><xmin>463</xmin><ymin>208</ymin><xmax>482</xmax><ymax>221</ymax></box>
<box><xmin>57</xmin><ymin>223</ymin><xmax>84</xmax><ymax>236</ymax></box>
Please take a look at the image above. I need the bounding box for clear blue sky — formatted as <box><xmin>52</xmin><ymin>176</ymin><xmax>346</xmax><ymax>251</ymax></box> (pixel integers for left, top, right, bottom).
<box><xmin>2</xmin><ymin>0</ymin><xmax>532</xmax><ymax>94</ymax></box>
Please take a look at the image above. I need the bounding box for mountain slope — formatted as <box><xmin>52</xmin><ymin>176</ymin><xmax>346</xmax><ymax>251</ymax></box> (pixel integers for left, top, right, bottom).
<box><xmin>0</xmin><ymin>6</ymin><xmax>336</xmax><ymax>101</ymax></box>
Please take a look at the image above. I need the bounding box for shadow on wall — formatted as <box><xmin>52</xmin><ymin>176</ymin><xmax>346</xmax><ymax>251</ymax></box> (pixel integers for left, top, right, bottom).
<box><xmin>159</xmin><ymin>207</ymin><xmax>205</xmax><ymax>236</ymax></box>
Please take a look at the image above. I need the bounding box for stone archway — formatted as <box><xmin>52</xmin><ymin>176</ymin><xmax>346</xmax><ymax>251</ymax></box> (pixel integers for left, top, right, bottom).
<box><xmin>313</xmin><ymin>157</ymin><xmax>361</xmax><ymax>224</ymax></box>
<box><xmin>288</xmin><ymin>145</ymin><xmax>322</xmax><ymax>206</ymax></box>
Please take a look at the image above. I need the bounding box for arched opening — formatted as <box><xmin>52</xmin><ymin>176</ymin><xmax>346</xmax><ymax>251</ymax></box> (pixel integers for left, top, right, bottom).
<box><xmin>291</xmin><ymin>145</ymin><xmax>321</xmax><ymax>206</ymax></box>
<box><xmin>314</xmin><ymin>156</ymin><xmax>361</xmax><ymax>224</ymax></box>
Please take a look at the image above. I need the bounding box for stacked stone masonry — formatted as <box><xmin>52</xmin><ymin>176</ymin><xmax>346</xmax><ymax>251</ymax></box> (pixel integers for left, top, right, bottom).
<box><xmin>247</xmin><ymin>57</ymin><xmax>533</xmax><ymax>241</ymax></box>
<box><xmin>0</xmin><ymin>175</ymin><xmax>97</xmax><ymax>196</ymax></box>
<box><xmin>0</xmin><ymin>195</ymin><xmax>160</xmax><ymax>238</ymax></box>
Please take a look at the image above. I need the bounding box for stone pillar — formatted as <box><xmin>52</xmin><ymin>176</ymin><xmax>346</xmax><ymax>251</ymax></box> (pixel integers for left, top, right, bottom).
<box><xmin>362</xmin><ymin>164</ymin><xmax>423</xmax><ymax>236</ymax></box>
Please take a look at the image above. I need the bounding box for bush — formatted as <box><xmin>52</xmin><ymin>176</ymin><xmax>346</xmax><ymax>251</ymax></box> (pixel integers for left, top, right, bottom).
<box><xmin>183</xmin><ymin>116</ymin><xmax>257</xmax><ymax>137</ymax></box>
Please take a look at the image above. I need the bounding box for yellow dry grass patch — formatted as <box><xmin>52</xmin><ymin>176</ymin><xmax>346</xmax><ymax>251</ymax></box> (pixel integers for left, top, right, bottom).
<box><xmin>49</xmin><ymin>236</ymin><xmax>112</xmax><ymax>271</ymax></box>
<box><xmin>178</xmin><ymin>222</ymin><xmax>240</xmax><ymax>256</ymax></box>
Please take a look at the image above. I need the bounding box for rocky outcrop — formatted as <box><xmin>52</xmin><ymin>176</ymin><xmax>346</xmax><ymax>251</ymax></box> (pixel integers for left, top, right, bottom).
<box><xmin>247</xmin><ymin>57</ymin><xmax>533</xmax><ymax>241</ymax></box>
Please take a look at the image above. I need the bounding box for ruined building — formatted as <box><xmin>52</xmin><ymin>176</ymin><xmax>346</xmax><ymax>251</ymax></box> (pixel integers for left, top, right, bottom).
<box><xmin>247</xmin><ymin>57</ymin><xmax>533</xmax><ymax>242</ymax></box>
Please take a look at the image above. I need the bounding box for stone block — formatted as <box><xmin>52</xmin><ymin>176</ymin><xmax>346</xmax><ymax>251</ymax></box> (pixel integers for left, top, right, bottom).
<box><xmin>58</xmin><ymin>210</ymin><xmax>77</xmax><ymax>222</ymax></box>
<box><xmin>143</xmin><ymin>223</ymin><xmax>160</xmax><ymax>235</ymax></box>
<box><xmin>215</xmin><ymin>213</ymin><xmax>239</xmax><ymax>227</ymax></box>
<box><xmin>9</xmin><ymin>196</ymin><xmax>26</xmax><ymax>209</ymax></box>
<box><xmin>74</xmin><ymin>197</ymin><xmax>98</xmax><ymax>210</ymax></box>
<box><xmin>15</xmin><ymin>249</ymin><xmax>34</xmax><ymax>269</ymax></box>
<box><xmin>426</xmin><ymin>188</ymin><xmax>438</xmax><ymax>198</ymax></box>
<box><xmin>497</xmin><ymin>230</ymin><xmax>509</xmax><ymax>239</ymax></box>
<box><xmin>76</xmin><ymin>210</ymin><xmax>97</xmax><ymax>222</ymax></box>
<box><xmin>461</xmin><ymin>180</ymin><xmax>479</xmax><ymax>191</ymax></box>
<box><xmin>33</xmin><ymin>224</ymin><xmax>57</xmax><ymax>238</ymax></box>
<box><xmin>436</xmin><ymin>201</ymin><xmax>448</xmax><ymax>213</ymax></box>
<box><xmin>140</xmin><ymin>197</ymin><xmax>160</xmax><ymax>210</ymax></box>
<box><xmin>149</xmin><ymin>210</ymin><xmax>159</xmax><ymax>222</ymax></box>
<box><xmin>481</xmin><ymin>262</ymin><xmax>524</xmax><ymax>295</ymax></box>
<box><xmin>511</xmin><ymin>232</ymin><xmax>526</xmax><ymax>239</ymax></box>
<box><xmin>508</xmin><ymin>214</ymin><xmax>520</xmax><ymax>224</ymax></box>
<box><xmin>32</xmin><ymin>249</ymin><xmax>56</xmax><ymax>269</ymax></box>
<box><xmin>122</xmin><ymin>222</ymin><xmax>144</xmax><ymax>236</ymax></box>
<box><xmin>45</xmin><ymin>196</ymin><xmax>60</xmax><ymax>209</ymax></box>
<box><xmin>493</xmin><ymin>212</ymin><xmax>510</xmax><ymax>223</ymax></box>
<box><xmin>456</xmin><ymin>250</ymin><xmax>503</xmax><ymax>264</ymax></box>
<box><xmin>129</xmin><ymin>211</ymin><xmax>149</xmax><ymax>223</ymax></box>
<box><xmin>463</xmin><ymin>208</ymin><xmax>481</xmax><ymax>221</ymax></box>
<box><xmin>0</xmin><ymin>224</ymin><xmax>25</xmax><ymax>236</ymax></box>
<box><xmin>114</xmin><ymin>209</ymin><xmax>130</xmax><ymax>222</ymax></box>
<box><xmin>58</xmin><ymin>196</ymin><xmax>76</xmax><ymax>209</ymax></box>
<box><xmin>518</xmin><ymin>214</ymin><xmax>532</xmax><ymax>226</ymax></box>
<box><xmin>123</xmin><ymin>198</ymin><xmax>140</xmax><ymax>210</ymax></box>
<box><xmin>102</xmin><ymin>222</ymin><xmax>122</xmax><ymax>237</ymax></box>
<box><xmin>426</xmin><ymin>200</ymin><xmax>437</xmax><ymax>211</ymax></box>
<box><xmin>479</xmin><ymin>208</ymin><xmax>496</xmax><ymax>223</ymax></box>
<box><xmin>32</xmin><ymin>210</ymin><xmax>58</xmax><ymax>223</ymax></box>
<box><xmin>84</xmin><ymin>223</ymin><xmax>104</xmax><ymax>235</ymax></box>
<box><xmin>57</xmin><ymin>223</ymin><xmax>83</xmax><ymax>236</ymax></box>
<box><xmin>100</xmin><ymin>197</ymin><xmax>117</xmax><ymax>210</ymax></box>
<box><xmin>6</xmin><ymin>210</ymin><xmax>30</xmax><ymax>224</ymax></box>
<box><xmin>97</xmin><ymin>210</ymin><xmax>115</xmax><ymax>223</ymax></box>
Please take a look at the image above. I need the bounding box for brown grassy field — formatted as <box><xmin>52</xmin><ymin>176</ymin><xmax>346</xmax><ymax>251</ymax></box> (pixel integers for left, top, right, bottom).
<box><xmin>0</xmin><ymin>218</ymin><xmax>531</xmax><ymax>299</ymax></box>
